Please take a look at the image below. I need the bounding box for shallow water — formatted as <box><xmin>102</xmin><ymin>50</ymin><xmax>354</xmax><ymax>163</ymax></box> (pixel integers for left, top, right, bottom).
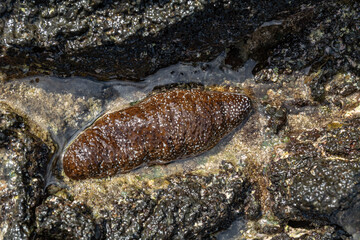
<box><xmin>5</xmin><ymin>53</ymin><xmax>255</xmax><ymax>141</ymax></box>
<box><xmin>216</xmin><ymin>217</ymin><xmax>247</xmax><ymax>240</ymax></box>
<box><xmin>0</xmin><ymin>53</ymin><xmax>256</xmax><ymax>185</ymax></box>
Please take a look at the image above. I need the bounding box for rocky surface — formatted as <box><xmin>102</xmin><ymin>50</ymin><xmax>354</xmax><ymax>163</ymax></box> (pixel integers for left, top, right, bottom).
<box><xmin>0</xmin><ymin>0</ymin><xmax>316</xmax><ymax>81</ymax></box>
<box><xmin>269</xmin><ymin>119</ymin><xmax>360</xmax><ymax>235</ymax></box>
<box><xmin>0</xmin><ymin>104</ymin><xmax>51</xmax><ymax>239</ymax></box>
<box><xmin>36</xmin><ymin>162</ymin><xmax>249</xmax><ymax>240</ymax></box>
<box><xmin>0</xmin><ymin>0</ymin><xmax>359</xmax><ymax>239</ymax></box>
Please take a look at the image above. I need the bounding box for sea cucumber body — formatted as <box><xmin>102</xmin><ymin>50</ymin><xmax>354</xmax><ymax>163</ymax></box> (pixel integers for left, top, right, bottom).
<box><xmin>63</xmin><ymin>89</ymin><xmax>251</xmax><ymax>180</ymax></box>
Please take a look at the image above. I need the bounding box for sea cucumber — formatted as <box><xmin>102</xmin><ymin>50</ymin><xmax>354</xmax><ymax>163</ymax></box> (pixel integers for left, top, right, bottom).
<box><xmin>63</xmin><ymin>89</ymin><xmax>251</xmax><ymax>180</ymax></box>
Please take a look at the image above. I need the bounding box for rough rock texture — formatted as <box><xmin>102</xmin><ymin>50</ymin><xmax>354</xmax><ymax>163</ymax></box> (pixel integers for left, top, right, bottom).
<box><xmin>253</xmin><ymin>1</ymin><xmax>360</xmax><ymax>102</ymax></box>
<box><xmin>0</xmin><ymin>104</ymin><xmax>51</xmax><ymax>239</ymax></box>
<box><xmin>269</xmin><ymin>226</ymin><xmax>347</xmax><ymax>240</ymax></box>
<box><xmin>35</xmin><ymin>162</ymin><xmax>250</xmax><ymax>239</ymax></box>
<box><xmin>248</xmin><ymin>1</ymin><xmax>360</xmax><ymax>238</ymax></box>
<box><xmin>269</xmin><ymin>119</ymin><xmax>360</xmax><ymax>237</ymax></box>
<box><xmin>0</xmin><ymin>0</ymin><xmax>359</xmax><ymax>239</ymax></box>
<box><xmin>0</xmin><ymin>0</ymin><xmax>316</xmax><ymax>81</ymax></box>
<box><xmin>35</xmin><ymin>196</ymin><xmax>97</xmax><ymax>240</ymax></box>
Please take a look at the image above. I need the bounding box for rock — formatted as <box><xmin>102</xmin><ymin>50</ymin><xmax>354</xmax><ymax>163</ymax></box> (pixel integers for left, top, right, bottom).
<box><xmin>0</xmin><ymin>104</ymin><xmax>51</xmax><ymax>239</ymax></box>
<box><xmin>35</xmin><ymin>196</ymin><xmax>97</xmax><ymax>240</ymax></box>
<box><xmin>0</xmin><ymin>0</ymin><xmax>319</xmax><ymax>81</ymax></box>
<box><xmin>0</xmin><ymin>0</ymin><xmax>359</xmax><ymax>239</ymax></box>
<box><xmin>35</xmin><ymin>162</ymin><xmax>250</xmax><ymax>239</ymax></box>
<box><xmin>253</xmin><ymin>1</ymin><xmax>360</xmax><ymax>103</ymax></box>
<box><xmin>268</xmin><ymin>119</ymin><xmax>360</xmax><ymax>235</ymax></box>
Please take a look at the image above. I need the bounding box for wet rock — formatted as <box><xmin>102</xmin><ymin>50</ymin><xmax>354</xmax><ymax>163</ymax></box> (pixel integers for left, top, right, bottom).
<box><xmin>101</xmin><ymin>162</ymin><xmax>249</xmax><ymax>239</ymax></box>
<box><xmin>35</xmin><ymin>196</ymin><xmax>97</xmax><ymax>240</ymax></box>
<box><xmin>270</xmin><ymin>157</ymin><xmax>360</xmax><ymax>221</ymax></box>
<box><xmin>322</xmin><ymin>118</ymin><xmax>360</xmax><ymax>159</ymax></box>
<box><xmin>0</xmin><ymin>0</ymin><xmax>318</xmax><ymax>80</ymax></box>
<box><xmin>253</xmin><ymin>1</ymin><xmax>360</xmax><ymax>103</ymax></box>
<box><xmin>254</xmin><ymin>217</ymin><xmax>282</xmax><ymax>235</ymax></box>
<box><xmin>265</xmin><ymin>105</ymin><xmax>287</xmax><ymax>134</ymax></box>
<box><xmin>225</xmin><ymin>6</ymin><xmax>315</xmax><ymax>71</ymax></box>
<box><xmin>243</xmin><ymin>188</ymin><xmax>262</xmax><ymax>221</ymax></box>
<box><xmin>254</xmin><ymin>68</ymin><xmax>283</xmax><ymax>84</ymax></box>
<box><xmin>326</xmin><ymin>73</ymin><xmax>360</xmax><ymax>97</ymax></box>
<box><xmin>142</xmin><ymin>168</ymin><xmax>247</xmax><ymax>238</ymax></box>
<box><xmin>336</xmin><ymin>197</ymin><xmax>360</xmax><ymax>239</ymax></box>
<box><xmin>270</xmin><ymin>225</ymin><xmax>348</xmax><ymax>240</ymax></box>
<box><xmin>35</xmin><ymin>162</ymin><xmax>250</xmax><ymax>239</ymax></box>
<box><xmin>0</xmin><ymin>0</ymin><xmax>359</xmax><ymax>239</ymax></box>
<box><xmin>268</xmin><ymin>118</ymin><xmax>360</xmax><ymax>237</ymax></box>
<box><xmin>0</xmin><ymin>104</ymin><xmax>51</xmax><ymax>239</ymax></box>
<box><xmin>324</xmin><ymin>72</ymin><xmax>360</xmax><ymax>109</ymax></box>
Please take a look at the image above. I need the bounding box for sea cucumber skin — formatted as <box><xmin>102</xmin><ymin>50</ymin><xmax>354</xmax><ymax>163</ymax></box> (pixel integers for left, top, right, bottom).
<box><xmin>63</xmin><ymin>89</ymin><xmax>251</xmax><ymax>180</ymax></box>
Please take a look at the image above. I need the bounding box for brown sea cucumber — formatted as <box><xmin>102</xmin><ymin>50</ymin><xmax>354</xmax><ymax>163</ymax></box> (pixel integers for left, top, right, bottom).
<box><xmin>63</xmin><ymin>88</ymin><xmax>251</xmax><ymax>180</ymax></box>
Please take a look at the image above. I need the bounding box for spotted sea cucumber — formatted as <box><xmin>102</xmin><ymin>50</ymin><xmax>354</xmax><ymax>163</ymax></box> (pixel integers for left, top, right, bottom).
<box><xmin>63</xmin><ymin>89</ymin><xmax>251</xmax><ymax>180</ymax></box>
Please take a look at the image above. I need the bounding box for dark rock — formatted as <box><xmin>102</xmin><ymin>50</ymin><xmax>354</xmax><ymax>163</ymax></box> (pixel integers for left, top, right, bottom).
<box><xmin>102</xmin><ymin>162</ymin><xmax>249</xmax><ymax>239</ymax></box>
<box><xmin>226</xmin><ymin>6</ymin><xmax>315</xmax><ymax>71</ymax></box>
<box><xmin>35</xmin><ymin>162</ymin><xmax>250</xmax><ymax>239</ymax></box>
<box><xmin>0</xmin><ymin>0</ymin><xmax>318</xmax><ymax>81</ymax></box>
<box><xmin>0</xmin><ymin>104</ymin><xmax>51</xmax><ymax>239</ymax></box>
<box><xmin>282</xmin><ymin>99</ymin><xmax>318</xmax><ymax>115</ymax></box>
<box><xmin>253</xmin><ymin>1</ymin><xmax>360</xmax><ymax>102</ymax></box>
<box><xmin>244</xmin><ymin>188</ymin><xmax>262</xmax><ymax>221</ymax></box>
<box><xmin>322</xmin><ymin>118</ymin><xmax>360</xmax><ymax>159</ymax></box>
<box><xmin>265</xmin><ymin>105</ymin><xmax>287</xmax><ymax>134</ymax></box>
<box><xmin>327</xmin><ymin>74</ymin><xmax>360</xmax><ymax>97</ymax></box>
<box><xmin>270</xmin><ymin>226</ymin><xmax>349</xmax><ymax>240</ymax></box>
<box><xmin>35</xmin><ymin>196</ymin><xmax>97</xmax><ymax>240</ymax></box>
<box><xmin>336</xmin><ymin>196</ymin><xmax>360</xmax><ymax>239</ymax></box>
<box><xmin>270</xmin><ymin>157</ymin><xmax>360</xmax><ymax>221</ymax></box>
<box><xmin>0</xmin><ymin>0</ymin><xmax>359</xmax><ymax>239</ymax></box>
<box><xmin>268</xmin><ymin>118</ymin><xmax>360</xmax><ymax>237</ymax></box>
